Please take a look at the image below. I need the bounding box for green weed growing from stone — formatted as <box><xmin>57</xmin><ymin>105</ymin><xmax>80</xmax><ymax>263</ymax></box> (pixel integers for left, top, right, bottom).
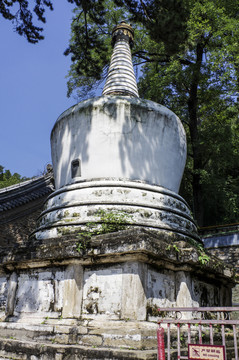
<box><xmin>197</xmin><ymin>244</ymin><xmax>210</xmax><ymax>265</ymax></box>
<box><xmin>166</xmin><ymin>244</ymin><xmax>180</xmax><ymax>253</ymax></box>
<box><xmin>198</xmin><ymin>252</ymin><xmax>210</xmax><ymax>265</ymax></box>
<box><xmin>77</xmin><ymin>210</ymin><xmax>132</xmax><ymax>253</ymax></box>
<box><xmin>187</xmin><ymin>239</ymin><xmax>211</xmax><ymax>266</ymax></box>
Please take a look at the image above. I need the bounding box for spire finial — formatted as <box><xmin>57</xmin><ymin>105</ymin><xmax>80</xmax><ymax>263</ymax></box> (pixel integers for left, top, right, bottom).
<box><xmin>112</xmin><ymin>21</ymin><xmax>134</xmax><ymax>48</ymax></box>
<box><xmin>102</xmin><ymin>21</ymin><xmax>139</xmax><ymax>97</ymax></box>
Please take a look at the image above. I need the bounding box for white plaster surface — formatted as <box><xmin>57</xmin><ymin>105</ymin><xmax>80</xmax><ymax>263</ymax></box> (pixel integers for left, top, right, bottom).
<box><xmin>44</xmin><ymin>181</ymin><xmax>191</xmax><ymax>216</ymax></box>
<box><xmin>14</xmin><ymin>272</ymin><xmax>54</xmax><ymax>314</ymax></box>
<box><xmin>102</xmin><ymin>40</ymin><xmax>139</xmax><ymax>97</ymax></box>
<box><xmin>62</xmin><ymin>265</ymin><xmax>83</xmax><ymax>318</ymax></box>
<box><xmin>34</xmin><ymin>179</ymin><xmax>198</xmax><ymax>241</ymax></box>
<box><xmin>6</xmin><ymin>272</ymin><xmax>17</xmax><ymax>316</ymax></box>
<box><xmin>0</xmin><ymin>276</ymin><xmax>8</xmax><ymax>315</ymax></box>
<box><xmin>14</xmin><ymin>269</ymin><xmax>65</xmax><ymax>316</ymax></box>
<box><xmin>53</xmin><ymin>271</ymin><xmax>65</xmax><ymax>312</ymax></box>
<box><xmin>176</xmin><ymin>272</ymin><xmax>194</xmax><ymax>307</ymax></box>
<box><xmin>1</xmin><ymin>262</ymin><xmax>230</xmax><ymax>323</ymax></box>
<box><xmin>80</xmin><ymin>263</ymin><xmax>220</xmax><ymax>321</ymax></box>
<box><xmin>121</xmin><ymin>262</ymin><xmax>147</xmax><ymax>320</ymax></box>
<box><xmin>51</xmin><ymin>96</ymin><xmax>186</xmax><ymax>193</ymax></box>
<box><xmin>35</xmin><ymin>96</ymin><xmax>194</xmax><ymax>242</ymax></box>
<box><xmin>82</xmin><ymin>266</ymin><xmax>122</xmax><ymax>319</ymax></box>
<box><xmin>147</xmin><ymin>268</ymin><xmax>176</xmax><ymax>308</ymax></box>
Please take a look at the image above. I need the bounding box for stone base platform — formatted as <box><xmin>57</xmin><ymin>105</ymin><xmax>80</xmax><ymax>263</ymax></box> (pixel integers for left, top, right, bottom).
<box><xmin>0</xmin><ymin>229</ymin><xmax>235</xmax><ymax>359</ymax></box>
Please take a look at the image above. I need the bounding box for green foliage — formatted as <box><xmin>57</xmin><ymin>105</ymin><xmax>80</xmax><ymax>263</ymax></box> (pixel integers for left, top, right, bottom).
<box><xmin>115</xmin><ymin>0</ymin><xmax>191</xmax><ymax>56</ymax></box>
<box><xmin>96</xmin><ymin>209</ymin><xmax>131</xmax><ymax>233</ymax></box>
<box><xmin>195</xmin><ymin>243</ymin><xmax>211</xmax><ymax>265</ymax></box>
<box><xmin>198</xmin><ymin>252</ymin><xmax>210</xmax><ymax>265</ymax></box>
<box><xmin>64</xmin><ymin>0</ymin><xmax>193</xmax><ymax>98</ymax></box>
<box><xmin>0</xmin><ymin>166</ymin><xmax>28</xmax><ymax>189</ymax></box>
<box><xmin>166</xmin><ymin>240</ymin><xmax>210</xmax><ymax>265</ymax></box>
<box><xmin>76</xmin><ymin>209</ymin><xmax>132</xmax><ymax>252</ymax></box>
<box><xmin>64</xmin><ymin>0</ymin><xmax>128</xmax><ymax>99</ymax></box>
<box><xmin>166</xmin><ymin>244</ymin><xmax>180</xmax><ymax>253</ymax></box>
<box><xmin>136</xmin><ymin>0</ymin><xmax>239</xmax><ymax>226</ymax></box>
<box><xmin>0</xmin><ymin>0</ymin><xmax>54</xmax><ymax>43</ymax></box>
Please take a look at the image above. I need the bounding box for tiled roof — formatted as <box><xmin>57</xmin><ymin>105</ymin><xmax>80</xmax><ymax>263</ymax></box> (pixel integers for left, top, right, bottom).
<box><xmin>0</xmin><ymin>173</ymin><xmax>54</xmax><ymax>213</ymax></box>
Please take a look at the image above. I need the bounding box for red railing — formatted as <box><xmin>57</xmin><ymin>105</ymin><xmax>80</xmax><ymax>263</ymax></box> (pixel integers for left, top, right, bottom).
<box><xmin>157</xmin><ymin>307</ymin><xmax>239</xmax><ymax>360</ymax></box>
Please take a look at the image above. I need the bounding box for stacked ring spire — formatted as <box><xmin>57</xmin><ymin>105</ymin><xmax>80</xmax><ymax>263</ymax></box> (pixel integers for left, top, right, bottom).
<box><xmin>102</xmin><ymin>21</ymin><xmax>139</xmax><ymax>97</ymax></box>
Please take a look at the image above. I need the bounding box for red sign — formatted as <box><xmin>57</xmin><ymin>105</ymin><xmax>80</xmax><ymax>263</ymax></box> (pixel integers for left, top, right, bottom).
<box><xmin>188</xmin><ymin>344</ymin><xmax>225</xmax><ymax>360</ymax></box>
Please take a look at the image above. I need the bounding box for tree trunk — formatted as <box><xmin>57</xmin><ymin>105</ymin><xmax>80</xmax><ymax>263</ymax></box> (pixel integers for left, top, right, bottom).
<box><xmin>187</xmin><ymin>42</ymin><xmax>204</xmax><ymax>226</ymax></box>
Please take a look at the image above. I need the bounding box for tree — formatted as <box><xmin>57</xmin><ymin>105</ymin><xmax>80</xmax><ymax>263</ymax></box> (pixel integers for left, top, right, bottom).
<box><xmin>135</xmin><ymin>0</ymin><xmax>239</xmax><ymax>226</ymax></box>
<box><xmin>0</xmin><ymin>166</ymin><xmax>28</xmax><ymax>189</ymax></box>
<box><xmin>64</xmin><ymin>0</ymin><xmax>126</xmax><ymax>98</ymax></box>
<box><xmin>0</xmin><ymin>0</ymin><xmax>55</xmax><ymax>43</ymax></box>
<box><xmin>64</xmin><ymin>0</ymin><xmax>239</xmax><ymax>227</ymax></box>
<box><xmin>64</xmin><ymin>0</ymin><xmax>192</xmax><ymax>99</ymax></box>
<box><xmin>0</xmin><ymin>0</ymin><xmax>108</xmax><ymax>43</ymax></box>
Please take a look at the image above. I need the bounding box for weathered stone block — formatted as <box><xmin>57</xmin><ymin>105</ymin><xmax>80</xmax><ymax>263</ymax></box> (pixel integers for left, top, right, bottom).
<box><xmin>53</xmin><ymin>333</ymin><xmax>69</xmax><ymax>344</ymax></box>
<box><xmin>62</xmin><ymin>264</ymin><xmax>83</xmax><ymax>318</ymax></box>
<box><xmin>80</xmin><ymin>335</ymin><xmax>103</xmax><ymax>346</ymax></box>
<box><xmin>103</xmin><ymin>333</ymin><xmax>141</xmax><ymax>348</ymax></box>
<box><xmin>55</xmin><ymin>354</ymin><xmax>63</xmax><ymax>360</ymax></box>
<box><xmin>0</xmin><ymin>275</ymin><xmax>8</xmax><ymax>315</ymax></box>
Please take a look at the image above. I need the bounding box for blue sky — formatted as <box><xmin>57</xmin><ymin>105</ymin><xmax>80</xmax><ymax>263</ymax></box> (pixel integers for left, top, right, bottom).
<box><xmin>0</xmin><ymin>1</ymin><xmax>102</xmax><ymax>178</ymax></box>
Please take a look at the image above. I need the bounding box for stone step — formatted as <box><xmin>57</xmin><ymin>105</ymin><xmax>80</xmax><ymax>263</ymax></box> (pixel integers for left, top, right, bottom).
<box><xmin>0</xmin><ymin>337</ymin><xmax>157</xmax><ymax>360</ymax></box>
<box><xmin>0</xmin><ymin>320</ymin><xmax>158</xmax><ymax>351</ymax></box>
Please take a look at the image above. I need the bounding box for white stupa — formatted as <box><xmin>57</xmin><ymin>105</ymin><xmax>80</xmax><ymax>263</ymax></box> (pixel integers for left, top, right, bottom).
<box><xmin>34</xmin><ymin>21</ymin><xmax>198</xmax><ymax>242</ymax></box>
<box><xmin>0</xmin><ymin>23</ymin><xmax>234</xmax><ymax>359</ymax></box>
